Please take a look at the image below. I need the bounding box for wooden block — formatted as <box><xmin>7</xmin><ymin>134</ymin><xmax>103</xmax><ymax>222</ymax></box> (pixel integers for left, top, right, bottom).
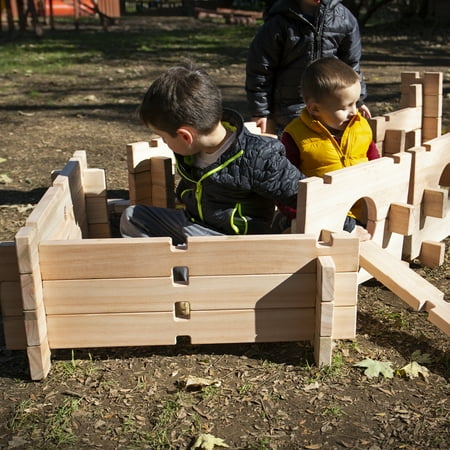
<box><xmin>400</xmin><ymin>72</ymin><xmax>421</xmax><ymax>99</ymax></box>
<box><xmin>15</xmin><ymin>226</ymin><xmax>39</xmax><ymax>275</ymax></box>
<box><xmin>43</xmin><ymin>272</ymin><xmax>316</xmax><ymax>314</ymax></box>
<box><xmin>334</xmin><ymin>273</ymin><xmax>358</xmax><ymax>306</ymax></box>
<box><xmin>360</xmin><ymin>240</ymin><xmax>444</xmax><ymax>311</ymax></box>
<box><xmin>418</xmin><ymin>241</ymin><xmax>445</xmax><ymax>268</ymax></box>
<box><xmin>423</xmin><ymin>72</ymin><xmax>443</xmax><ymax>97</ymax></box>
<box><xmin>151</xmin><ymin>157</ymin><xmax>175</xmax><ymax>208</ymax></box>
<box><xmin>368</xmin><ymin>116</ymin><xmax>387</xmax><ymax>143</ymax></box>
<box><xmin>316</xmin><ymin>301</ymin><xmax>334</xmax><ymax>337</ymax></box>
<box><xmin>317</xmin><ymin>256</ymin><xmax>335</xmax><ymax>302</ymax></box>
<box><xmin>387</xmin><ymin>203</ymin><xmax>415</xmax><ymax>235</ymax></box>
<box><xmin>85</xmin><ymin>196</ymin><xmax>109</xmax><ymax>223</ymax></box>
<box><xmin>423</xmin><ymin>188</ymin><xmax>447</xmax><ymax>218</ymax></box>
<box><xmin>84</xmin><ymin>168</ymin><xmax>107</xmax><ymax>196</ymax></box>
<box><xmin>383</xmin><ymin>129</ymin><xmax>406</xmax><ymax>154</ymax></box>
<box><xmin>406</xmin><ymin>84</ymin><xmax>423</xmax><ymax>108</ymax></box>
<box><xmin>244</xmin><ymin>121</ymin><xmax>260</xmax><ymax>134</ymax></box>
<box><xmin>20</xmin><ymin>269</ymin><xmax>44</xmax><ymax>312</ymax></box>
<box><xmin>27</xmin><ymin>339</ymin><xmax>51</xmax><ymax>380</ymax></box>
<box><xmin>423</xmin><ymin>94</ymin><xmax>442</xmax><ymax>119</ymax></box>
<box><xmin>405</xmin><ymin>130</ymin><xmax>421</xmax><ymax>149</ymax></box>
<box><xmin>24</xmin><ymin>301</ymin><xmax>47</xmax><ymax>346</ymax></box>
<box><xmin>149</xmin><ymin>138</ymin><xmax>176</xmax><ymax>165</ymax></box>
<box><xmin>47</xmin><ymin>309</ymin><xmax>316</xmax><ymax>348</ymax></box>
<box><xmin>314</xmin><ymin>336</ymin><xmax>333</xmax><ymax>367</ymax></box>
<box><xmin>71</xmin><ymin>150</ymin><xmax>88</xmax><ymax>172</ymax></box>
<box><xmin>332</xmin><ymin>306</ymin><xmax>357</xmax><ymax>339</ymax></box>
<box><xmin>128</xmin><ymin>170</ymin><xmax>152</xmax><ymax>205</ymax></box>
<box><xmin>422</xmin><ymin>117</ymin><xmax>442</xmax><ymax>141</ymax></box>
<box><xmin>88</xmin><ymin>223</ymin><xmax>112</xmax><ymax>239</ymax></box>
<box><xmin>127</xmin><ymin>141</ymin><xmax>151</xmax><ymax>173</ymax></box>
<box><xmin>296</xmin><ymin>154</ymin><xmax>412</xmax><ymax>251</ymax></box>
<box><xmin>0</xmin><ymin>241</ymin><xmax>20</xmax><ymax>281</ymax></box>
<box><xmin>25</xmin><ymin>181</ymin><xmax>77</xmax><ymax>242</ymax></box>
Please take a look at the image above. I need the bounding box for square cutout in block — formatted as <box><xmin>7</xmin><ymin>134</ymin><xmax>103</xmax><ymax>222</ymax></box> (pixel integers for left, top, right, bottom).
<box><xmin>172</xmin><ymin>266</ymin><xmax>188</xmax><ymax>285</ymax></box>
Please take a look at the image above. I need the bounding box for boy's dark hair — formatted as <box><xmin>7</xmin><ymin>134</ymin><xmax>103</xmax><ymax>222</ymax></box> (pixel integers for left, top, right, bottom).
<box><xmin>138</xmin><ymin>62</ymin><xmax>223</xmax><ymax>136</ymax></box>
<box><xmin>301</xmin><ymin>57</ymin><xmax>360</xmax><ymax>103</ymax></box>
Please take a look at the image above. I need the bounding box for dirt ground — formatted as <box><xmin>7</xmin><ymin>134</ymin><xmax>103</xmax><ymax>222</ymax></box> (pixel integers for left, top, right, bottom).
<box><xmin>0</xmin><ymin>15</ymin><xmax>449</xmax><ymax>450</ymax></box>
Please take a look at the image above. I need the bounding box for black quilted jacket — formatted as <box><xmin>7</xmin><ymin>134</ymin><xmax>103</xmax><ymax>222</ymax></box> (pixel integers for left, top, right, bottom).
<box><xmin>245</xmin><ymin>0</ymin><xmax>366</xmax><ymax>128</ymax></box>
<box><xmin>175</xmin><ymin>109</ymin><xmax>304</xmax><ymax>235</ymax></box>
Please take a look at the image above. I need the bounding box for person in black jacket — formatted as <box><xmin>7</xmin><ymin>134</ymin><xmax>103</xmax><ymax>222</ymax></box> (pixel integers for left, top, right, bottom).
<box><xmin>120</xmin><ymin>62</ymin><xmax>304</xmax><ymax>245</ymax></box>
<box><xmin>245</xmin><ymin>0</ymin><xmax>371</xmax><ymax>135</ymax></box>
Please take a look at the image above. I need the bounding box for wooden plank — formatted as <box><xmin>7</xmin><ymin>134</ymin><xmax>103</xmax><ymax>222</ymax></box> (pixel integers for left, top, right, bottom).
<box><xmin>360</xmin><ymin>240</ymin><xmax>444</xmax><ymax>311</ymax></box>
<box><xmin>46</xmin><ymin>309</ymin><xmax>316</xmax><ymax>348</ymax></box>
<box><xmin>43</xmin><ymin>273</ymin><xmax>316</xmax><ymax>314</ymax></box>
<box><xmin>384</xmin><ymin>107</ymin><xmax>422</xmax><ymax>132</ymax></box>
<box><xmin>39</xmin><ymin>234</ymin><xmax>359</xmax><ymax>280</ymax></box>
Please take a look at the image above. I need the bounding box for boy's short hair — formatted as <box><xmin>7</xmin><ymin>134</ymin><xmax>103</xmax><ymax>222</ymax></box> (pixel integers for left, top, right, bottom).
<box><xmin>139</xmin><ymin>61</ymin><xmax>223</xmax><ymax>136</ymax></box>
<box><xmin>301</xmin><ymin>57</ymin><xmax>360</xmax><ymax>103</ymax></box>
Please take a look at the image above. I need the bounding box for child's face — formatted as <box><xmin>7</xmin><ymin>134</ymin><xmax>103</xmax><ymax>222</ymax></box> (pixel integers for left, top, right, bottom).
<box><xmin>309</xmin><ymin>81</ymin><xmax>361</xmax><ymax>132</ymax></box>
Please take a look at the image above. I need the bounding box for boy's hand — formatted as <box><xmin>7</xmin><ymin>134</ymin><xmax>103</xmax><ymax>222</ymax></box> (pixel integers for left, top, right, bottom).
<box><xmin>251</xmin><ymin>116</ymin><xmax>267</xmax><ymax>133</ymax></box>
<box><xmin>351</xmin><ymin>225</ymin><xmax>371</xmax><ymax>242</ymax></box>
<box><xmin>359</xmin><ymin>104</ymin><xmax>372</xmax><ymax>119</ymax></box>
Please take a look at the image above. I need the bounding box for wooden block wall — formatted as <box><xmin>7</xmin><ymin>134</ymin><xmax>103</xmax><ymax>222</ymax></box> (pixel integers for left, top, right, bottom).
<box><xmin>127</xmin><ymin>140</ymin><xmax>175</xmax><ymax>207</ymax></box>
<box><xmin>294</xmin><ymin>153</ymin><xmax>413</xmax><ymax>282</ymax></box>
<box><xmin>370</xmin><ymin>71</ymin><xmax>443</xmax><ymax>156</ymax></box>
<box><xmin>402</xmin><ymin>133</ymin><xmax>450</xmax><ymax>262</ymax></box>
<box><xmin>36</xmin><ymin>234</ymin><xmax>358</xmax><ymax>373</ymax></box>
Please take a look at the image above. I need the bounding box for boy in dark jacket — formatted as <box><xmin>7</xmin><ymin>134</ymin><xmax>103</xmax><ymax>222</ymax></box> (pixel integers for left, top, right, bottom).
<box><xmin>120</xmin><ymin>62</ymin><xmax>304</xmax><ymax>244</ymax></box>
<box><xmin>245</xmin><ymin>0</ymin><xmax>371</xmax><ymax>134</ymax></box>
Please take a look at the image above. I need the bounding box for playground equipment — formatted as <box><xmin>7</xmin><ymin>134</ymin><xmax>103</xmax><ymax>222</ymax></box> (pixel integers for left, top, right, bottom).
<box><xmin>0</xmin><ymin>71</ymin><xmax>448</xmax><ymax>380</ymax></box>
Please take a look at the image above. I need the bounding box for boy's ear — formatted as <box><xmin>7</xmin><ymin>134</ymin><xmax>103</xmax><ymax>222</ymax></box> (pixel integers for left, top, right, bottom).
<box><xmin>306</xmin><ymin>100</ymin><xmax>320</xmax><ymax>117</ymax></box>
<box><xmin>176</xmin><ymin>126</ymin><xmax>195</xmax><ymax>145</ymax></box>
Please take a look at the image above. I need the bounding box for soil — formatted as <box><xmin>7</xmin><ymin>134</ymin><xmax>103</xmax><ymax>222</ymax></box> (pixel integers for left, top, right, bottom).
<box><xmin>0</xmin><ymin>15</ymin><xmax>449</xmax><ymax>450</ymax></box>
